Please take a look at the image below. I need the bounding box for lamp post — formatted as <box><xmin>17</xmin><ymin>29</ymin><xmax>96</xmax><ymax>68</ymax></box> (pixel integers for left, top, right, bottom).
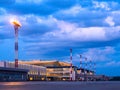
<box><xmin>11</xmin><ymin>19</ymin><xmax>21</xmax><ymax>68</ymax></box>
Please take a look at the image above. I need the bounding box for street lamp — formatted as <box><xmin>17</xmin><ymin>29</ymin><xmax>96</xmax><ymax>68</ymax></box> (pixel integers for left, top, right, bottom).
<box><xmin>11</xmin><ymin>19</ymin><xmax>21</xmax><ymax>68</ymax></box>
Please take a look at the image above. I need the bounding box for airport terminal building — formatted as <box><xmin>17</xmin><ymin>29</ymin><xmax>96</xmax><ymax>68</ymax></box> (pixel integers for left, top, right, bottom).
<box><xmin>20</xmin><ymin>60</ymin><xmax>95</xmax><ymax>81</ymax></box>
<box><xmin>20</xmin><ymin>60</ymin><xmax>77</xmax><ymax>80</ymax></box>
<box><xmin>0</xmin><ymin>60</ymin><xmax>96</xmax><ymax>81</ymax></box>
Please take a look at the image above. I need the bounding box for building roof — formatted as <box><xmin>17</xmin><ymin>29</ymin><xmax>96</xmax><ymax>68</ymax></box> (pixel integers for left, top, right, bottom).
<box><xmin>46</xmin><ymin>66</ymin><xmax>78</xmax><ymax>68</ymax></box>
<box><xmin>19</xmin><ymin>60</ymin><xmax>71</xmax><ymax>67</ymax></box>
<box><xmin>0</xmin><ymin>67</ymin><xmax>29</xmax><ymax>72</ymax></box>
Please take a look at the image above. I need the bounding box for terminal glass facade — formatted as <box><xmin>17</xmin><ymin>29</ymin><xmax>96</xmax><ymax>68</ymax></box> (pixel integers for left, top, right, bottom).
<box><xmin>0</xmin><ymin>67</ymin><xmax>28</xmax><ymax>81</ymax></box>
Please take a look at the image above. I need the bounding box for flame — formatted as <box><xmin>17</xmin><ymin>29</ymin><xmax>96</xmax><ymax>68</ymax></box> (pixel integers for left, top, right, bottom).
<box><xmin>10</xmin><ymin>18</ymin><xmax>21</xmax><ymax>27</ymax></box>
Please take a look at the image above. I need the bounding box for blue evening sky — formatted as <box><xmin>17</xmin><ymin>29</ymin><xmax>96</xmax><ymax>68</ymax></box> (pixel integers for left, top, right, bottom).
<box><xmin>0</xmin><ymin>0</ymin><xmax>120</xmax><ymax>76</ymax></box>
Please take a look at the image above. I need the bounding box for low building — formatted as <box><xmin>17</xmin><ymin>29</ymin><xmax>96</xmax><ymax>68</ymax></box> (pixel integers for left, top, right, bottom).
<box><xmin>77</xmin><ymin>68</ymin><xmax>94</xmax><ymax>81</ymax></box>
<box><xmin>0</xmin><ymin>61</ymin><xmax>46</xmax><ymax>81</ymax></box>
<box><xmin>93</xmin><ymin>75</ymin><xmax>109</xmax><ymax>81</ymax></box>
<box><xmin>0</xmin><ymin>67</ymin><xmax>28</xmax><ymax>81</ymax></box>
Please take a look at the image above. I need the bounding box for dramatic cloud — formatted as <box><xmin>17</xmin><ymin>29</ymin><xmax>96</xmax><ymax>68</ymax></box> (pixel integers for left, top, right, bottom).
<box><xmin>1</xmin><ymin>0</ymin><xmax>120</xmax><ymax>76</ymax></box>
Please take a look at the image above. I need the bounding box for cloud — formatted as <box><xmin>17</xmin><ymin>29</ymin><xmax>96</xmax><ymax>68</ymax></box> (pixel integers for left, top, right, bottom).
<box><xmin>0</xmin><ymin>8</ymin><xmax>6</xmax><ymax>15</ymax></box>
<box><xmin>48</xmin><ymin>26</ymin><xmax>106</xmax><ymax>42</ymax></box>
<box><xmin>17</xmin><ymin>15</ymin><xmax>120</xmax><ymax>55</ymax></box>
<box><xmin>0</xmin><ymin>14</ymin><xmax>57</xmax><ymax>38</ymax></box>
<box><xmin>54</xmin><ymin>5</ymin><xmax>109</xmax><ymax>27</ymax></box>
<box><xmin>105</xmin><ymin>16</ymin><xmax>115</xmax><ymax>26</ymax></box>
<box><xmin>18</xmin><ymin>15</ymin><xmax>58</xmax><ymax>37</ymax></box>
<box><xmin>93</xmin><ymin>1</ymin><xmax>111</xmax><ymax>11</ymax></box>
<box><xmin>0</xmin><ymin>0</ymin><xmax>77</xmax><ymax>16</ymax></box>
<box><xmin>111</xmin><ymin>11</ymin><xmax>120</xmax><ymax>26</ymax></box>
<box><xmin>58</xmin><ymin>5</ymin><xmax>82</xmax><ymax>17</ymax></box>
<box><xmin>20</xmin><ymin>18</ymin><xmax>120</xmax><ymax>62</ymax></box>
<box><xmin>106</xmin><ymin>61</ymin><xmax>120</xmax><ymax>66</ymax></box>
<box><xmin>15</xmin><ymin>0</ymin><xmax>43</xmax><ymax>4</ymax></box>
<box><xmin>43</xmin><ymin>19</ymin><xmax>120</xmax><ymax>42</ymax></box>
<box><xmin>1</xmin><ymin>0</ymin><xmax>120</xmax><ymax>76</ymax></box>
<box><xmin>82</xmin><ymin>46</ymin><xmax>115</xmax><ymax>62</ymax></box>
<box><xmin>95</xmin><ymin>0</ymin><xmax>120</xmax><ymax>3</ymax></box>
<box><xmin>0</xmin><ymin>25</ymin><xmax>14</xmax><ymax>40</ymax></box>
<box><xmin>1</xmin><ymin>7</ymin><xmax>120</xmax><ymax>50</ymax></box>
<box><xmin>44</xmin><ymin>0</ymin><xmax>76</xmax><ymax>9</ymax></box>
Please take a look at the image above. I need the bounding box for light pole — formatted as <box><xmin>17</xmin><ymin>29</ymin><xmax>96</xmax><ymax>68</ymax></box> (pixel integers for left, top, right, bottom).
<box><xmin>11</xmin><ymin>19</ymin><xmax>21</xmax><ymax>68</ymax></box>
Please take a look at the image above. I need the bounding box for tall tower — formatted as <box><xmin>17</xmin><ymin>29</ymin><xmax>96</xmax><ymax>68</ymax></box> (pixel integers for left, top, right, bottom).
<box><xmin>85</xmin><ymin>57</ymin><xmax>87</xmax><ymax>69</ymax></box>
<box><xmin>80</xmin><ymin>55</ymin><xmax>82</xmax><ymax>69</ymax></box>
<box><xmin>93</xmin><ymin>62</ymin><xmax>96</xmax><ymax>75</ymax></box>
<box><xmin>84</xmin><ymin>57</ymin><xmax>87</xmax><ymax>81</ymax></box>
<box><xmin>70</xmin><ymin>48</ymin><xmax>72</xmax><ymax>81</ymax></box>
<box><xmin>89</xmin><ymin>60</ymin><xmax>92</xmax><ymax>71</ymax></box>
<box><xmin>11</xmin><ymin>19</ymin><xmax>21</xmax><ymax>68</ymax></box>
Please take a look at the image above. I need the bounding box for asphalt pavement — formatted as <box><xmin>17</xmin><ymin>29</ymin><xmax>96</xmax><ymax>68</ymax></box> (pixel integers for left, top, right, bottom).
<box><xmin>0</xmin><ymin>81</ymin><xmax>120</xmax><ymax>90</ymax></box>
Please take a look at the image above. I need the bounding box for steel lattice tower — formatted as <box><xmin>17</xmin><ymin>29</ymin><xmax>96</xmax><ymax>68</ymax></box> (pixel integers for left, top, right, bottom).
<box><xmin>11</xmin><ymin>19</ymin><xmax>21</xmax><ymax>68</ymax></box>
<box><xmin>70</xmin><ymin>48</ymin><xmax>72</xmax><ymax>81</ymax></box>
<box><xmin>80</xmin><ymin>55</ymin><xmax>82</xmax><ymax>69</ymax></box>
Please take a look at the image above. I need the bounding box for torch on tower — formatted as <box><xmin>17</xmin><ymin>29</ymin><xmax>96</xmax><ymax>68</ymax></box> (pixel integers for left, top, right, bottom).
<box><xmin>11</xmin><ymin>19</ymin><xmax>21</xmax><ymax>68</ymax></box>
